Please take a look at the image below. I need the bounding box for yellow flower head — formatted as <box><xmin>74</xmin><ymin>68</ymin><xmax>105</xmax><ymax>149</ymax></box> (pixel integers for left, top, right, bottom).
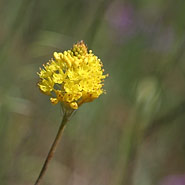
<box><xmin>37</xmin><ymin>41</ymin><xmax>108</xmax><ymax>110</ymax></box>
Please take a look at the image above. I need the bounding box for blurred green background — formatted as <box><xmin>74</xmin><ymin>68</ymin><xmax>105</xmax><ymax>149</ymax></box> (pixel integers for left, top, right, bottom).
<box><xmin>1</xmin><ymin>0</ymin><xmax>185</xmax><ymax>185</ymax></box>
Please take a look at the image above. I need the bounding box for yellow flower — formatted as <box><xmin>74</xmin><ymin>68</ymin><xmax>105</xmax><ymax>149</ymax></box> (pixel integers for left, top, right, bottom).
<box><xmin>37</xmin><ymin>41</ymin><xmax>108</xmax><ymax>109</ymax></box>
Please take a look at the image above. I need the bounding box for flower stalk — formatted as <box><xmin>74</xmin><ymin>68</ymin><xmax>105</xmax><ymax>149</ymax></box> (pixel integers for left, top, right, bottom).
<box><xmin>34</xmin><ymin>112</ymin><xmax>70</xmax><ymax>185</ymax></box>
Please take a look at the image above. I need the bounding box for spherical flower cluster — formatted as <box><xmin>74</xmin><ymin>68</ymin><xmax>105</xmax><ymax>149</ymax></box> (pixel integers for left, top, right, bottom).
<box><xmin>37</xmin><ymin>41</ymin><xmax>108</xmax><ymax>109</ymax></box>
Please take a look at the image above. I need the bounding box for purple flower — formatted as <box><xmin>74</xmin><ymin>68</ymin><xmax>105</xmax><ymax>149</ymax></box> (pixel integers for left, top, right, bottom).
<box><xmin>160</xmin><ymin>174</ymin><xmax>185</xmax><ymax>185</ymax></box>
<box><xmin>106</xmin><ymin>2</ymin><xmax>135</xmax><ymax>41</ymax></box>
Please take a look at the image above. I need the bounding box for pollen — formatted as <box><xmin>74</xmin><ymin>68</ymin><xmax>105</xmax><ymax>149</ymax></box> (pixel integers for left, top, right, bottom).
<box><xmin>37</xmin><ymin>41</ymin><xmax>108</xmax><ymax>109</ymax></box>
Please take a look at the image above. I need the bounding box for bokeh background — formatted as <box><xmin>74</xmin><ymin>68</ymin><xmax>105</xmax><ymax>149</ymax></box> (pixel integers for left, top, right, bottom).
<box><xmin>1</xmin><ymin>0</ymin><xmax>185</xmax><ymax>185</ymax></box>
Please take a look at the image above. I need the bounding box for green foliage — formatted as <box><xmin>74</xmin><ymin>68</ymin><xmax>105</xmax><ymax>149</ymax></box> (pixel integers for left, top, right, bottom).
<box><xmin>1</xmin><ymin>0</ymin><xmax>185</xmax><ymax>185</ymax></box>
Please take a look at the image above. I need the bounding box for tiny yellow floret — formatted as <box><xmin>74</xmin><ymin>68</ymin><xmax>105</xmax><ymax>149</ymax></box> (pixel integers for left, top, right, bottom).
<box><xmin>37</xmin><ymin>41</ymin><xmax>108</xmax><ymax>109</ymax></box>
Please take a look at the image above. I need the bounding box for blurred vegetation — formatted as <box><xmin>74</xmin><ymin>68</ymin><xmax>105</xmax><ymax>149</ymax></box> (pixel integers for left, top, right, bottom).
<box><xmin>1</xmin><ymin>0</ymin><xmax>185</xmax><ymax>185</ymax></box>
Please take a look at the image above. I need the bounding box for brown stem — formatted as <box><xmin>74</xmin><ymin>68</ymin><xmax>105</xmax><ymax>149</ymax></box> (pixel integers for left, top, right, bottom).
<box><xmin>34</xmin><ymin>113</ymin><xmax>69</xmax><ymax>185</ymax></box>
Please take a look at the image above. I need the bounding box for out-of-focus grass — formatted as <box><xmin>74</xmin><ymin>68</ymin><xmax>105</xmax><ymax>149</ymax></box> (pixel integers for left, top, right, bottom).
<box><xmin>1</xmin><ymin>0</ymin><xmax>185</xmax><ymax>185</ymax></box>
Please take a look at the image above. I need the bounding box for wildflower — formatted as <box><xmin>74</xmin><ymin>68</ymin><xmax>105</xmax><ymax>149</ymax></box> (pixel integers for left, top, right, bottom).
<box><xmin>37</xmin><ymin>41</ymin><xmax>108</xmax><ymax>110</ymax></box>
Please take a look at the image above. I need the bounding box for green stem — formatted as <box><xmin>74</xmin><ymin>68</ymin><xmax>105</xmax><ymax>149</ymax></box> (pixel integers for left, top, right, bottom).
<box><xmin>34</xmin><ymin>113</ymin><xmax>69</xmax><ymax>185</ymax></box>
